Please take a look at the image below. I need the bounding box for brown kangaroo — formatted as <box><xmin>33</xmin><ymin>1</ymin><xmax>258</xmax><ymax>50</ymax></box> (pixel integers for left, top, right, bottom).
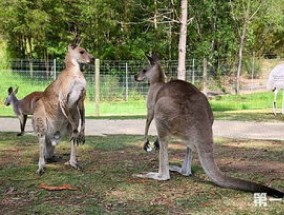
<box><xmin>5</xmin><ymin>87</ymin><xmax>43</xmax><ymax>136</ymax></box>
<box><xmin>134</xmin><ymin>54</ymin><xmax>284</xmax><ymax>198</ymax></box>
<box><xmin>32</xmin><ymin>38</ymin><xmax>94</xmax><ymax>175</ymax></box>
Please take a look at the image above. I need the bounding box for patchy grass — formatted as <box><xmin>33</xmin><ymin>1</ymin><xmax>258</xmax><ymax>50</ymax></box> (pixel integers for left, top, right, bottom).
<box><xmin>0</xmin><ymin>133</ymin><xmax>284</xmax><ymax>214</ymax></box>
<box><xmin>213</xmin><ymin>110</ymin><xmax>284</xmax><ymax>122</ymax></box>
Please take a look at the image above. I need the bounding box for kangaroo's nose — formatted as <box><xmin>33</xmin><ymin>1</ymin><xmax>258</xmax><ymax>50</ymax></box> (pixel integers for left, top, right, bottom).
<box><xmin>134</xmin><ymin>75</ymin><xmax>138</xmax><ymax>81</ymax></box>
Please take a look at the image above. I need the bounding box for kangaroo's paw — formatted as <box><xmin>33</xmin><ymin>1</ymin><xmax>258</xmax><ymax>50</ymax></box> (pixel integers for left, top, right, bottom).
<box><xmin>36</xmin><ymin>168</ymin><xmax>45</xmax><ymax>176</ymax></box>
<box><xmin>65</xmin><ymin>160</ymin><xmax>83</xmax><ymax>171</ymax></box>
<box><xmin>17</xmin><ymin>132</ymin><xmax>24</xmax><ymax>136</ymax></box>
<box><xmin>77</xmin><ymin>132</ymin><xmax>85</xmax><ymax>145</ymax></box>
<box><xmin>133</xmin><ymin>172</ymin><xmax>170</xmax><ymax>181</ymax></box>
<box><xmin>70</xmin><ymin>131</ymin><xmax>85</xmax><ymax>145</ymax></box>
<box><xmin>143</xmin><ymin>139</ymin><xmax>159</xmax><ymax>153</ymax></box>
<box><xmin>169</xmin><ymin>165</ymin><xmax>192</xmax><ymax>176</ymax></box>
<box><xmin>143</xmin><ymin>139</ymin><xmax>152</xmax><ymax>152</ymax></box>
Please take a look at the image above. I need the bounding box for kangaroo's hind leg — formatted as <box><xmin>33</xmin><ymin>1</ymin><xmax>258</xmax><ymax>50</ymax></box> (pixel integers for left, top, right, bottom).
<box><xmin>65</xmin><ymin>114</ymin><xmax>82</xmax><ymax>171</ymax></box>
<box><xmin>170</xmin><ymin>146</ymin><xmax>193</xmax><ymax>176</ymax></box>
<box><xmin>32</xmin><ymin>100</ymin><xmax>47</xmax><ymax>175</ymax></box>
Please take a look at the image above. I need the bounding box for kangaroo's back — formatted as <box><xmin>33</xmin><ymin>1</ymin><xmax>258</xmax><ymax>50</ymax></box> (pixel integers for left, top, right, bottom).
<box><xmin>21</xmin><ymin>91</ymin><xmax>43</xmax><ymax>114</ymax></box>
<box><xmin>155</xmin><ymin>79</ymin><xmax>214</xmax><ymax>125</ymax></box>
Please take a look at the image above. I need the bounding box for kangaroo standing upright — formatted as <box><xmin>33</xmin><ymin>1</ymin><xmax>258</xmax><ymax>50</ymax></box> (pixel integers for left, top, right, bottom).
<box><xmin>5</xmin><ymin>87</ymin><xmax>43</xmax><ymax>136</ymax></box>
<box><xmin>134</xmin><ymin>54</ymin><xmax>284</xmax><ymax>197</ymax></box>
<box><xmin>32</xmin><ymin>38</ymin><xmax>94</xmax><ymax>175</ymax></box>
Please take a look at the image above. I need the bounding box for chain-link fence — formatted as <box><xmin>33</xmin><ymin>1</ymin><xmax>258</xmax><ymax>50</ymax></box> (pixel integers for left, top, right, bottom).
<box><xmin>0</xmin><ymin>57</ymin><xmax>283</xmax><ymax>116</ymax></box>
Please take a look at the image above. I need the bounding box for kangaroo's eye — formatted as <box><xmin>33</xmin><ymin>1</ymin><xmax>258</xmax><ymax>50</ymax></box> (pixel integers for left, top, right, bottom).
<box><xmin>80</xmin><ymin>50</ymin><xmax>85</xmax><ymax>54</ymax></box>
<box><xmin>142</xmin><ymin>69</ymin><xmax>147</xmax><ymax>73</ymax></box>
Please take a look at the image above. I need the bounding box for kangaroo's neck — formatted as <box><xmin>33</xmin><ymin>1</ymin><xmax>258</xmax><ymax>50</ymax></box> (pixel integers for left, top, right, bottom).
<box><xmin>11</xmin><ymin>97</ymin><xmax>20</xmax><ymax>114</ymax></box>
<box><xmin>11</xmin><ymin>95</ymin><xmax>19</xmax><ymax>105</ymax></box>
<box><xmin>149</xmin><ymin>65</ymin><xmax>165</xmax><ymax>85</ymax></box>
<box><xmin>64</xmin><ymin>55</ymin><xmax>80</xmax><ymax>71</ymax></box>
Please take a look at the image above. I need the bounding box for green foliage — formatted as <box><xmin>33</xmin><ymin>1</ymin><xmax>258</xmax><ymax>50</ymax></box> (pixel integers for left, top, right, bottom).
<box><xmin>242</xmin><ymin>57</ymin><xmax>261</xmax><ymax>78</ymax></box>
<box><xmin>0</xmin><ymin>41</ymin><xmax>10</xmax><ymax>69</ymax></box>
<box><xmin>0</xmin><ymin>0</ymin><xmax>283</xmax><ymax>62</ymax></box>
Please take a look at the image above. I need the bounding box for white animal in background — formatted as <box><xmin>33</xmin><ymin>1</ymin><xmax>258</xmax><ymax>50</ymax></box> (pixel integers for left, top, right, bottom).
<box><xmin>32</xmin><ymin>37</ymin><xmax>94</xmax><ymax>175</ymax></box>
<box><xmin>4</xmin><ymin>87</ymin><xmax>43</xmax><ymax>136</ymax></box>
<box><xmin>267</xmin><ymin>64</ymin><xmax>284</xmax><ymax>115</ymax></box>
<box><xmin>134</xmin><ymin>54</ymin><xmax>284</xmax><ymax>198</ymax></box>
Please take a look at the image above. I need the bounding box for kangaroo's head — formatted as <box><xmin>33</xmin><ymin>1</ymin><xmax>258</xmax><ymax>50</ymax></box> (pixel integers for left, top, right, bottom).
<box><xmin>135</xmin><ymin>54</ymin><xmax>165</xmax><ymax>83</ymax></box>
<box><xmin>66</xmin><ymin>37</ymin><xmax>95</xmax><ymax>65</ymax></box>
<box><xmin>5</xmin><ymin>87</ymin><xmax>18</xmax><ymax>106</ymax></box>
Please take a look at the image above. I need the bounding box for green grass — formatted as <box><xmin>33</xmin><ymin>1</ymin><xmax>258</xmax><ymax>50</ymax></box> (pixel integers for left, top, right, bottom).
<box><xmin>209</xmin><ymin>92</ymin><xmax>274</xmax><ymax>112</ymax></box>
<box><xmin>0</xmin><ymin>69</ymin><xmax>147</xmax><ymax>117</ymax></box>
<box><xmin>0</xmin><ymin>69</ymin><xmax>280</xmax><ymax>118</ymax></box>
<box><xmin>0</xmin><ymin>133</ymin><xmax>284</xmax><ymax>214</ymax></box>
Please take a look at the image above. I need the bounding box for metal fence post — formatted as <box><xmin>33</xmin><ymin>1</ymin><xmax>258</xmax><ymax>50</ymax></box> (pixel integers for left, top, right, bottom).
<box><xmin>29</xmin><ymin>59</ymin><xmax>33</xmax><ymax>78</ymax></box>
<box><xmin>192</xmin><ymin>58</ymin><xmax>195</xmax><ymax>84</ymax></box>
<box><xmin>95</xmin><ymin>59</ymin><xmax>100</xmax><ymax>116</ymax></box>
<box><xmin>202</xmin><ymin>58</ymin><xmax>208</xmax><ymax>95</ymax></box>
<box><xmin>53</xmin><ymin>59</ymin><xmax>56</xmax><ymax>80</ymax></box>
<box><xmin>125</xmin><ymin>62</ymin><xmax>129</xmax><ymax>101</ymax></box>
<box><xmin>251</xmin><ymin>52</ymin><xmax>255</xmax><ymax>92</ymax></box>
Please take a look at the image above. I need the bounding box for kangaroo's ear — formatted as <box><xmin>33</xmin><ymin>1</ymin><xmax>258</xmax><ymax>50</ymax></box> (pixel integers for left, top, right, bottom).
<box><xmin>8</xmin><ymin>87</ymin><xmax>13</xmax><ymax>95</ymax></box>
<box><xmin>14</xmin><ymin>87</ymin><xmax>19</xmax><ymax>94</ymax></box>
<box><xmin>145</xmin><ymin>54</ymin><xmax>155</xmax><ymax>65</ymax></box>
<box><xmin>151</xmin><ymin>54</ymin><xmax>160</xmax><ymax>62</ymax></box>
<box><xmin>70</xmin><ymin>35</ymin><xmax>81</xmax><ymax>49</ymax></box>
<box><xmin>145</xmin><ymin>53</ymin><xmax>160</xmax><ymax>65</ymax></box>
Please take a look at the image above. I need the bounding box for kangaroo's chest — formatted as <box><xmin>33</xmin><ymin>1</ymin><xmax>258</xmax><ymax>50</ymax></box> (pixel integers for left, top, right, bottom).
<box><xmin>67</xmin><ymin>77</ymin><xmax>86</xmax><ymax>106</ymax></box>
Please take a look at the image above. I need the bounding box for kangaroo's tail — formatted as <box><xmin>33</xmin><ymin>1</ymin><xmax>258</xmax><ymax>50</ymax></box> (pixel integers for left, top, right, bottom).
<box><xmin>197</xmin><ymin>144</ymin><xmax>284</xmax><ymax>198</ymax></box>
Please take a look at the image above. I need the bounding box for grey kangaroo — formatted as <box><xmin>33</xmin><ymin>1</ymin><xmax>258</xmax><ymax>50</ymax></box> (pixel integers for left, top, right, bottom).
<box><xmin>134</xmin><ymin>54</ymin><xmax>284</xmax><ymax>198</ymax></box>
<box><xmin>5</xmin><ymin>87</ymin><xmax>43</xmax><ymax>136</ymax></box>
<box><xmin>32</xmin><ymin>38</ymin><xmax>94</xmax><ymax>175</ymax></box>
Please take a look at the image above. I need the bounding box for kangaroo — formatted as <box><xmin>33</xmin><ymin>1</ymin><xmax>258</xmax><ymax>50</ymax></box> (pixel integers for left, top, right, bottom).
<box><xmin>4</xmin><ymin>87</ymin><xmax>43</xmax><ymax>136</ymax></box>
<box><xmin>32</xmin><ymin>38</ymin><xmax>94</xmax><ymax>175</ymax></box>
<box><xmin>134</xmin><ymin>54</ymin><xmax>284</xmax><ymax>198</ymax></box>
<box><xmin>140</xmin><ymin>55</ymin><xmax>163</xmax><ymax>152</ymax></box>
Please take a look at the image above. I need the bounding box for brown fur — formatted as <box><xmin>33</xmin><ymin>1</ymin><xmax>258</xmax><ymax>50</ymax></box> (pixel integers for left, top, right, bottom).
<box><xmin>32</xmin><ymin>40</ymin><xmax>94</xmax><ymax>175</ymax></box>
<box><xmin>5</xmin><ymin>87</ymin><xmax>43</xmax><ymax>136</ymax></box>
<box><xmin>134</xmin><ymin>54</ymin><xmax>284</xmax><ymax>198</ymax></box>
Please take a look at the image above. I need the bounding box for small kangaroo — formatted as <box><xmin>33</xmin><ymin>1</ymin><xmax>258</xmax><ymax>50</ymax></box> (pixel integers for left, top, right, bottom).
<box><xmin>134</xmin><ymin>54</ymin><xmax>284</xmax><ymax>198</ymax></box>
<box><xmin>32</xmin><ymin>38</ymin><xmax>94</xmax><ymax>175</ymax></box>
<box><xmin>4</xmin><ymin>87</ymin><xmax>43</xmax><ymax>136</ymax></box>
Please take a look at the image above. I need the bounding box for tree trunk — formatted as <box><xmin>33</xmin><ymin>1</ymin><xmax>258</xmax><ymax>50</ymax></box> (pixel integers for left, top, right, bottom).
<box><xmin>153</xmin><ymin>0</ymin><xmax>158</xmax><ymax>29</ymax></box>
<box><xmin>177</xmin><ymin>0</ymin><xmax>188</xmax><ymax>81</ymax></box>
<box><xmin>202</xmin><ymin>58</ymin><xmax>208</xmax><ymax>95</ymax></box>
<box><xmin>235</xmin><ymin>2</ymin><xmax>250</xmax><ymax>95</ymax></box>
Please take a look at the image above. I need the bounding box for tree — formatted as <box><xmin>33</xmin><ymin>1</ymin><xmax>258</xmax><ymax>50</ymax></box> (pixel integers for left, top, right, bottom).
<box><xmin>230</xmin><ymin>0</ymin><xmax>261</xmax><ymax>94</ymax></box>
<box><xmin>252</xmin><ymin>0</ymin><xmax>284</xmax><ymax>57</ymax></box>
<box><xmin>177</xmin><ymin>0</ymin><xmax>188</xmax><ymax>80</ymax></box>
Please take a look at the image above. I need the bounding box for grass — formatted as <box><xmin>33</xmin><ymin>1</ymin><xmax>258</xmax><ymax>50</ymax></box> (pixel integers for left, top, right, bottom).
<box><xmin>0</xmin><ymin>68</ymin><xmax>282</xmax><ymax>119</ymax></box>
<box><xmin>209</xmin><ymin>92</ymin><xmax>274</xmax><ymax>112</ymax></box>
<box><xmin>0</xmin><ymin>133</ymin><xmax>284</xmax><ymax>214</ymax></box>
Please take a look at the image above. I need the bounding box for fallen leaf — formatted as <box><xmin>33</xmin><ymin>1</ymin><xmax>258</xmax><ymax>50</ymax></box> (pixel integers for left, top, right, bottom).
<box><xmin>39</xmin><ymin>183</ymin><xmax>78</xmax><ymax>191</ymax></box>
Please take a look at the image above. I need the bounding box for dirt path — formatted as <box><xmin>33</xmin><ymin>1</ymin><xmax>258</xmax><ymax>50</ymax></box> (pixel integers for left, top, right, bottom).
<box><xmin>1</xmin><ymin>118</ymin><xmax>284</xmax><ymax>140</ymax></box>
